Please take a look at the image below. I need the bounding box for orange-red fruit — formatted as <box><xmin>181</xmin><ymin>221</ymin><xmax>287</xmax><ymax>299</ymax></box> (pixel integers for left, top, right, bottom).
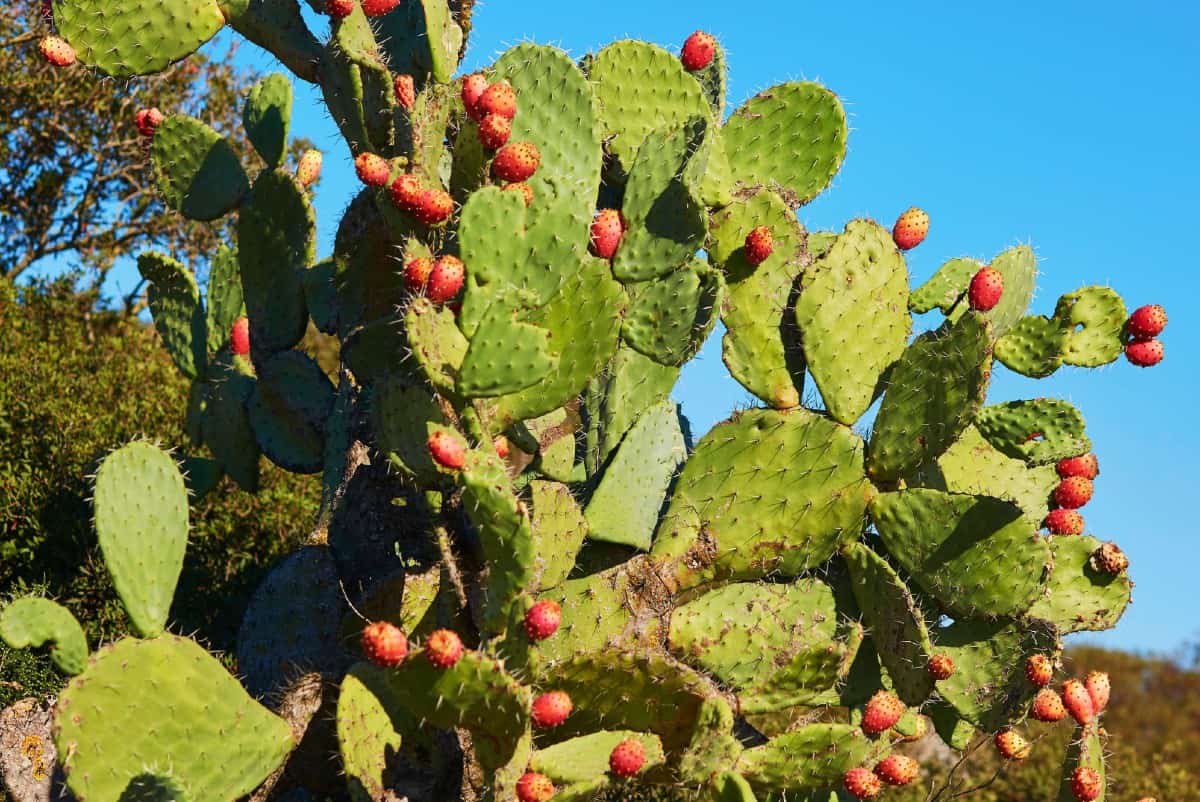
<box><xmin>994</xmin><ymin>728</ymin><xmax>1032</xmax><ymax>760</ymax></box>
<box><xmin>523</xmin><ymin>599</ymin><xmax>561</xmax><ymax>641</ymax></box>
<box><xmin>413</xmin><ymin>188</ymin><xmax>454</xmax><ymax>225</ymax></box>
<box><xmin>969</xmin><ymin>267</ymin><xmax>1004</xmax><ymax>312</ymax></box>
<box><xmin>609</xmin><ymin>738</ymin><xmax>645</xmax><ymax>777</ymax></box>
<box><xmin>477</xmin><ymin>81</ymin><xmax>518</xmax><ymax>120</ymax></box>
<box><xmin>355</xmin><ymin>152</ymin><xmax>391</xmax><ymax>187</ymax></box>
<box><xmin>1085</xmin><ymin>671</ymin><xmax>1110</xmax><ymax>713</ymax></box>
<box><xmin>424</xmin><ymin>628</ymin><xmax>463</xmax><ymax>668</ymax></box>
<box><xmin>493</xmin><ymin>436</ymin><xmax>511</xmax><ymax>459</ymax></box>
<box><xmin>503</xmin><ymin>182</ymin><xmax>534</xmax><ymax>207</ymax></box>
<box><xmin>135</xmin><ymin>108</ymin><xmax>164</xmax><ymax>137</ymax></box>
<box><xmin>326</xmin><ymin>0</ymin><xmax>354</xmax><ymax>17</ymax></box>
<box><xmin>461</xmin><ymin>73</ymin><xmax>489</xmax><ymax>120</ymax></box>
<box><xmin>530</xmin><ymin>691</ymin><xmax>572</xmax><ymax>728</ymax></box>
<box><xmin>1031</xmin><ymin>687</ymin><xmax>1067</xmax><ymax>722</ymax></box>
<box><xmin>844</xmin><ymin>767</ymin><xmax>882</xmax><ymax>799</ymax></box>
<box><xmin>361</xmin><ymin>621</ymin><xmax>408</xmax><ymax>667</ymax></box>
<box><xmin>427</xmin><ymin>255</ymin><xmax>464</xmax><ymax>303</ymax></box>
<box><xmin>1061</xmin><ymin>679</ymin><xmax>1095</xmax><ymax>726</ymax></box>
<box><xmin>1092</xmin><ymin>542</ymin><xmax>1128</xmax><ymax>574</ymax></box>
<box><xmin>478</xmin><ymin>113</ymin><xmax>512</xmax><ymax>150</ymax></box>
<box><xmin>744</xmin><ymin>226</ymin><xmax>774</xmax><ymax>266</ymax></box>
<box><xmin>589</xmin><ymin>209</ymin><xmax>625</xmax><ymax>259</ymax></box>
<box><xmin>927</xmin><ymin>653</ymin><xmax>955</xmax><ymax>681</ymax></box>
<box><xmin>680</xmin><ymin>31</ymin><xmax>717</xmax><ymax>71</ymax></box>
<box><xmin>1126</xmin><ymin>304</ymin><xmax>1167</xmax><ymax>338</ymax></box>
<box><xmin>38</xmin><ymin>35</ymin><xmax>75</xmax><ymax>66</ymax></box>
<box><xmin>230</xmin><ymin>316</ymin><xmax>250</xmax><ymax>357</ymax></box>
<box><xmin>360</xmin><ymin>0</ymin><xmax>399</xmax><ymax>16</ymax></box>
<box><xmin>1053</xmin><ymin>477</ymin><xmax>1094</xmax><ymax>510</ymax></box>
<box><xmin>1057</xmin><ymin>453</ymin><xmax>1099</xmax><ymax>480</ymax></box>
<box><xmin>404</xmin><ymin>257</ymin><xmax>433</xmax><ymax>292</ymax></box>
<box><xmin>1125</xmin><ymin>338</ymin><xmax>1164</xmax><ymax>367</ymax></box>
<box><xmin>1026</xmin><ymin>655</ymin><xmax>1054</xmax><ymax>686</ymax></box>
<box><xmin>1071</xmin><ymin>767</ymin><xmax>1103</xmax><ymax>802</ymax></box>
<box><xmin>892</xmin><ymin>207</ymin><xmax>929</xmax><ymax>250</ymax></box>
<box><xmin>515</xmin><ymin>772</ymin><xmax>555</xmax><ymax>802</ymax></box>
<box><xmin>862</xmin><ymin>690</ymin><xmax>905</xmax><ymax>735</ymax></box>
<box><xmin>393</xmin><ymin>74</ymin><xmax>415</xmax><ymax>109</ymax></box>
<box><xmin>874</xmin><ymin>755</ymin><xmax>918</xmax><ymax>786</ymax></box>
<box><xmin>297</xmin><ymin>149</ymin><xmax>323</xmax><ymax>187</ymax></box>
<box><xmin>427</xmin><ymin>430</ymin><xmax>465</xmax><ymax>470</ymax></box>
<box><xmin>492</xmin><ymin>142</ymin><xmax>540</xmax><ymax>182</ymax></box>
<box><xmin>1044</xmin><ymin>508</ymin><xmax>1084</xmax><ymax>536</ymax></box>
<box><xmin>389</xmin><ymin>173</ymin><xmax>423</xmax><ymax>211</ymax></box>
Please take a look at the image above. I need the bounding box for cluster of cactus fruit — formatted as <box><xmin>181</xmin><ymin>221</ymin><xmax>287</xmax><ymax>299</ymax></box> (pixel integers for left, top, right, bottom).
<box><xmin>4</xmin><ymin>3</ymin><xmax>1174</xmax><ymax>802</ymax></box>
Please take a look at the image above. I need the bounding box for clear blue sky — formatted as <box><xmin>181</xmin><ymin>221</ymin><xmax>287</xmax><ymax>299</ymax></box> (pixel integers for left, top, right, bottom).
<box><xmin>108</xmin><ymin>1</ymin><xmax>1200</xmax><ymax>654</ymax></box>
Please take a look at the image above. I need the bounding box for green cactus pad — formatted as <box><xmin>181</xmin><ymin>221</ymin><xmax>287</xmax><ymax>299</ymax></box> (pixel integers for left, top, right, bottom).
<box><xmin>589</xmin><ymin>346</ymin><xmax>680</xmax><ymax>470</ymax></box>
<box><xmin>585</xmin><ymin>399</ymin><xmax>685</xmax><ymax>550</ymax></box>
<box><xmin>795</xmin><ymin>219</ymin><xmax>911</xmax><ymax>425</ymax></box>
<box><xmin>200</xmin><ymin>353</ymin><xmax>261</xmax><ymax>492</ymax></box>
<box><xmin>870</xmin><ymin>489</ymin><xmax>1050</xmax><ymax>619</ymax></box>
<box><xmin>652</xmin><ymin>408</ymin><xmax>871</xmax><ymax>591</ymax></box>
<box><xmin>613</xmin><ymin>117</ymin><xmax>710</xmax><ymax>282</ymax></box>
<box><xmin>624</xmin><ymin>259</ymin><xmax>723</xmax><ymax>367</ymax></box>
<box><xmin>93</xmin><ymin>441</ymin><xmax>188</xmax><ymax>637</ymax></box>
<box><xmin>522</xmin><ymin>407</ymin><xmax>580</xmax><ymax>482</ymax></box>
<box><xmin>974</xmin><ymin>399</ymin><xmax>1090</xmax><ymax>465</ymax></box>
<box><xmin>530</xmin><ymin>481</ymin><xmax>589</xmax><ymax>589</ymax></box>
<box><xmin>416</xmin><ymin>0</ymin><xmax>462</xmax><ymax>82</ymax></box>
<box><xmin>842</xmin><ymin>542</ymin><xmax>935</xmax><ymax>705</ymax></box>
<box><xmin>1055</xmin><ymin>286</ymin><xmax>1127</xmax><ymax>367</ymax></box>
<box><xmin>243</xmin><ymin>73</ymin><xmax>293</xmax><ymax>169</ymax></box>
<box><xmin>246</xmin><ymin>351</ymin><xmax>335</xmax><ymax>473</ymax></box>
<box><xmin>531</xmin><ymin>731</ymin><xmax>665</xmax><ymax>784</ymax></box>
<box><xmin>405</xmin><ymin>298</ymin><xmax>468</xmax><ymax>396</ymax></box>
<box><xmin>53</xmin><ymin>0</ymin><xmax>224</xmax><ymax>76</ymax></box>
<box><xmin>317</xmin><ymin>50</ymin><xmax>374</xmax><ymax>161</ymax></box>
<box><xmin>712</xmin><ymin>772</ymin><xmax>758</xmax><ymax>802</ymax></box>
<box><xmin>137</xmin><ymin>252</ymin><xmax>206</xmax><ymax>380</ymax></box>
<box><xmin>994</xmin><ymin>314</ymin><xmax>1067</xmax><ymax>378</ymax></box>
<box><xmin>1056</xmin><ymin>723</ymin><xmax>1106</xmax><ymax>802</ymax></box>
<box><xmin>694</xmin><ymin>38</ymin><xmax>728</xmax><ymax>119</ymax></box>
<box><xmin>535</xmin><ymin>563</ymin><xmax>639</xmax><ymax>664</ymax></box>
<box><xmin>371</xmin><ymin>375</ymin><xmax>452</xmax><ymax>484</ymax></box>
<box><xmin>928</xmin><ymin>701</ymin><xmax>977</xmax><ymax>751</ymax></box>
<box><xmin>151</xmin><ymin>116</ymin><xmax>248</xmax><ymax>221</ymax></box>
<box><xmin>1027</xmin><ymin>535</ymin><xmax>1132</xmax><ymax>634</ymax></box>
<box><xmin>867</xmin><ymin>313</ymin><xmax>992</xmax><ymax>481</ymax></box>
<box><xmin>180</xmin><ymin>455</ymin><xmax>222</xmax><ymax>499</ymax></box>
<box><xmin>55</xmin><ymin>635</ymin><xmax>293</xmax><ymax>802</ymax></box>
<box><xmin>723</xmin><ymin>82</ymin><xmax>848</xmax><ymax>208</ymax></box>
<box><xmin>373</xmin><ymin>0</ymin><xmax>461</xmax><ymax>84</ymax></box>
<box><xmin>237</xmin><ymin>169</ymin><xmax>314</xmax><ymax>355</ymax></box>
<box><xmin>303</xmin><ymin>258</ymin><xmax>338</xmax><ymax>335</ymax></box>
<box><xmin>458</xmin><ymin>294</ymin><xmax>554</xmax><ymax>397</ymax></box>
<box><xmin>0</xmin><ymin>598</ymin><xmax>88</xmax><ymax>676</ymax></box>
<box><xmin>735</xmin><ymin>724</ymin><xmax>887</xmax><ymax>796</ymax></box>
<box><xmin>909</xmin><ymin>257</ymin><xmax>982</xmax><ymax>314</ymax></box>
<box><xmin>205</xmin><ymin>245</ymin><xmax>245</xmax><ymax>355</ymax></box>
<box><xmin>404</xmin><ymin>78</ymin><xmax>450</xmax><ymax>182</ymax></box>
<box><xmin>336</xmin><ymin>662</ymin><xmax>413</xmax><ymax>802</ymax></box>
<box><xmin>948</xmin><ymin>245</ymin><xmax>1037</xmax><ymax>336</ymax></box>
<box><xmin>679</xmin><ymin>696</ymin><xmax>742</xmax><ymax>785</ymax></box>
<box><xmin>710</xmin><ymin>189</ymin><xmax>806</xmax><ymax>409</ymax></box>
<box><xmin>332</xmin><ymin>191</ymin><xmax>406</xmax><ymax>333</ymax></box>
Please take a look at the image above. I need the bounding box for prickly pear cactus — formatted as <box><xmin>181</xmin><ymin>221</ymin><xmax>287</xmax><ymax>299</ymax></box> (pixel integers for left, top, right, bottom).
<box><xmin>14</xmin><ymin>7</ymin><xmax>1172</xmax><ymax>802</ymax></box>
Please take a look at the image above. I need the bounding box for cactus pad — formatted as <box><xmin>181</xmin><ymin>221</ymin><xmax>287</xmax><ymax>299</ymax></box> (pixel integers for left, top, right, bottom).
<box><xmin>1028</xmin><ymin>535</ymin><xmax>1132</xmax><ymax>634</ymax></box>
<box><xmin>205</xmin><ymin>245</ymin><xmax>245</xmax><ymax>355</ymax></box>
<box><xmin>243</xmin><ymin>73</ymin><xmax>293</xmax><ymax>169</ymax></box>
<box><xmin>0</xmin><ymin>598</ymin><xmax>88</xmax><ymax>676</ymax></box>
<box><xmin>52</xmin><ymin>0</ymin><xmax>224</xmax><ymax>76</ymax></box>
<box><xmin>734</xmin><ymin>724</ymin><xmax>887</xmax><ymax>796</ymax></box>
<box><xmin>1057</xmin><ymin>723</ymin><xmax>1106</xmax><ymax>802</ymax></box>
<box><xmin>910</xmin><ymin>257</ymin><xmax>982</xmax><ymax>314</ymax></box>
<box><xmin>151</xmin><ymin>116</ymin><xmax>248</xmax><ymax>221</ymax></box>
<box><xmin>531</xmin><ymin>731</ymin><xmax>665</xmax><ymax>784</ymax></box>
<box><xmin>975</xmin><ymin>398</ymin><xmax>1090</xmax><ymax>465</ymax></box>
<box><xmin>137</xmin><ymin>252</ymin><xmax>207</xmax><ymax>381</ymax></box>
<box><xmin>1055</xmin><ymin>286</ymin><xmax>1127</xmax><ymax>367</ymax></box>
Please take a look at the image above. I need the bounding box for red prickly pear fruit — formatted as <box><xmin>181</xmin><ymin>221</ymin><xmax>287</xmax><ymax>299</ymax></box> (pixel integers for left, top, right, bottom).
<box><xmin>969</xmin><ymin>266</ymin><xmax>1004</xmax><ymax>312</ymax></box>
<box><xmin>461</xmin><ymin>73</ymin><xmax>489</xmax><ymax>120</ymax></box>
<box><xmin>360</xmin><ymin>0</ymin><xmax>398</xmax><ymax>16</ymax></box>
<box><xmin>1053</xmin><ymin>476</ymin><xmax>1093</xmax><ymax>510</ymax></box>
<box><xmin>1085</xmin><ymin>671</ymin><xmax>1110</xmax><ymax>713</ymax></box>
<box><xmin>325</xmin><ymin>0</ymin><xmax>353</xmax><ymax>17</ymax></box>
<box><xmin>38</xmin><ymin>35</ymin><xmax>75</xmax><ymax>66</ymax></box>
<box><xmin>1092</xmin><ymin>542</ymin><xmax>1128</xmax><ymax>575</ymax></box>
<box><xmin>530</xmin><ymin>690</ymin><xmax>572</xmax><ymax>728</ymax></box>
<box><xmin>1126</xmin><ymin>304</ymin><xmax>1167</xmax><ymax>338</ymax></box>
<box><xmin>1026</xmin><ymin>654</ymin><xmax>1054</xmax><ymax>686</ymax></box>
<box><xmin>478</xmin><ymin>113</ymin><xmax>512</xmax><ymax>150</ymax></box>
<box><xmin>424</xmin><ymin>628</ymin><xmax>463</xmax><ymax>668</ymax></box>
<box><xmin>355</xmin><ymin>152</ymin><xmax>391</xmax><ymax>187</ymax></box>
<box><xmin>427</xmin><ymin>255</ymin><xmax>464</xmax><ymax>303</ymax></box>
<box><xmin>1057</xmin><ymin>453</ymin><xmax>1099</xmax><ymax>480</ymax></box>
<box><xmin>994</xmin><ymin>728</ymin><xmax>1032</xmax><ymax>760</ymax></box>
<box><xmin>608</xmin><ymin>738</ymin><xmax>645</xmax><ymax>777</ymax></box>
<box><xmin>393</xmin><ymin>74</ymin><xmax>415</xmax><ymax>110</ymax></box>
<box><xmin>297</xmin><ymin>149</ymin><xmax>323</xmax><ymax>187</ymax></box>
<box><xmin>492</xmin><ymin>142</ymin><xmax>540</xmax><ymax>182</ymax></box>
<box><xmin>1044</xmin><ymin>508</ymin><xmax>1084</xmax><ymax>535</ymax></box>
<box><xmin>476</xmin><ymin>81</ymin><xmax>517</xmax><ymax>120</ymax></box>
<box><xmin>1125</xmin><ymin>337</ymin><xmax>1164</xmax><ymax>367</ymax></box>
<box><xmin>1061</xmin><ymin>679</ymin><xmax>1095</xmax><ymax>726</ymax></box>
<box><xmin>493</xmin><ymin>436</ymin><xmax>511</xmax><ymax>459</ymax></box>
<box><xmin>862</xmin><ymin>690</ymin><xmax>905</xmax><ymax>735</ymax></box>
<box><xmin>230</xmin><ymin>316</ymin><xmax>250</xmax><ymax>357</ymax></box>
<box><xmin>361</xmin><ymin>621</ymin><xmax>408</xmax><ymax>667</ymax></box>
<box><xmin>1031</xmin><ymin>687</ymin><xmax>1068</xmax><ymax>722</ymax></box>
<box><xmin>892</xmin><ymin>207</ymin><xmax>929</xmax><ymax>250</ymax></box>
<box><xmin>523</xmin><ymin>599</ymin><xmax>561</xmax><ymax>640</ymax></box>
<box><xmin>515</xmin><ymin>772</ymin><xmax>555</xmax><ymax>802</ymax></box>
<box><xmin>503</xmin><ymin>182</ymin><xmax>534</xmax><ymax>207</ymax></box>
<box><xmin>874</xmin><ymin>755</ymin><xmax>918</xmax><ymax>786</ymax></box>
<box><xmin>1071</xmin><ymin>767</ymin><xmax>1103</xmax><ymax>802</ymax></box>
<box><xmin>389</xmin><ymin>174</ymin><xmax>424</xmax><ymax>211</ymax></box>
<box><xmin>427</xmin><ymin>431</ymin><xmax>466</xmax><ymax>470</ymax></box>
<box><xmin>135</xmin><ymin>108</ymin><xmax>164</xmax><ymax>138</ymax></box>
<box><xmin>680</xmin><ymin>31</ymin><xmax>717</xmax><ymax>71</ymax></box>
<box><xmin>744</xmin><ymin>226</ymin><xmax>774</xmax><ymax>266</ymax></box>
<box><xmin>927</xmin><ymin>653</ymin><xmax>955</xmax><ymax>681</ymax></box>
<box><xmin>413</xmin><ymin>188</ymin><xmax>455</xmax><ymax>225</ymax></box>
<box><xmin>404</xmin><ymin>257</ymin><xmax>433</xmax><ymax>292</ymax></box>
<box><xmin>843</xmin><ymin>767</ymin><xmax>882</xmax><ymax>799</ymax></box>
<box><xmin>589</xmin><ymin>209</ymin><xmax>625</xmax><ymax>259</ymax></box>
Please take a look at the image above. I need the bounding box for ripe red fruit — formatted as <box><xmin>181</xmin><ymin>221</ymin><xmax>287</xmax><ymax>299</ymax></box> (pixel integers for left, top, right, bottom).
<box><xmin>477</xmin><ymin>81</ymin><xmax>517</xmax><ymax>120</ymax></box>
<box><xmin>1031</xmin><ymin>687</ymin><xmax>1067</xmax><ymax>722</ymax></box>
<box><xmin>1061</xmin><ymin>679</ymin><xmax>1095</xmax><ymax>726</ymax></box>
<box><xmin>492</xmin><ymin>142</ymin><xmax>540</xmax><ymax>182</ymax></box>
<box><xmin>1057</xmin><ymin>453</ymin><xmax>1099</xmax><ymax>480</ymax></box>
<box><xmin>515</xmin><ymin>772</ymin><xmax>555</xmax><ymax>802</ymax></box>
<box><xmin>493</xmin><ymin>436</ymin><xmax>511</xmax><ymax>458</ymax></box>
<box><xmin>589</xmin><ymin>209</ymin><xmax>625</xmax><ymax>259</ymax></box>
<box><xmin>892</xmin><ymin>207</ymin><xmax>929</xmax><ymax>250</ymax></box>
<box><xmin>413</xmin><ymin>188</ymin><xmax>454</xmax><ymax>225</ymax></box>
<box><xmin>844</xmin><ymin>767</ymin><xmax>882</xmax><ymax>799</ymax></box>
<box><xmin>360</xmin><ymin>0</ymin><xmax>398</xmax><ymax>15</ymax></box>
<box><xmin>874</xmin><ymin>755</ymin><xmax>918</xmax><ymax>786</ymax></box>
<box><xmin>1125</xmin><ymin>338</ymin><xmax>1164</xmax><ymax>367</ymax></box>
<box><xmin>325</xmin><ymin>0</ymin><xmax>353</xmax><ymax>17</ymax></box>
<box><xmin>478</xmin><ymin>113</ymin><xmax>512</xmax><ymax>150</ymax></box>
<box><xmin>531</xmin><ymin>691</ymin><xmax>572</xmax><ymax>728</ymax></box>
<box><xmin>681</xmin><ymin>31</ymin><xmax>717</xmax><ymax>71</ymax></box>
<box><xmin>1053</xmin><ymin>477</ymin><xmax>1094</xmax><ymax>510</ymax></box>
<box><xmin>503</xmin><ymin>182</ymin><xmax>534</xmax><ymax>207</ymax></box>
<box><xmin>424</xmin><ymin>628</ymin><xmax>463</xmax><ymax>668</ymax></box>
<box><xmin>609</xmin><ymin>738</ymin><xmax>645</xmax><ymax>777</ymax></box>
<box><xmin>38</xmin><ymin>35</ymin><xmax>75</xmax><ymax>66</ymax></box>
<box><xmin>427</xmin><ymin>255</ymin><xmax>464</xmax><ymax>303</ymax></box>
<box><xmin>1126</xmin><ymin>304</ymin><xmax>1167</xmax><ymax>338</ymax></box>
<box><xmin>1044</xmin><ymin>508</ymin><xmax>1084</xmax><ymax>536</ymax></box>
<box><xmin>135</xmin><ymin>108</ymin><xmax>164</xmax><ymax>138</ymax></box>
<box><xmin>1071</xmin><ymin>767</ymin><xmax>1103</xmax><ymax>802</ymax></box>
<box><xmin>524</xmin><ymin>600</ymin><xmax>561</xmax><ymax>640</ymax></box>
<box><xmin>927</xmin><ymin>653</ymin><xmax>955</xmax><ymax>681</ymax></box>
<box><xmin>404</xmin><ymin>257</ymin><xmax>433</xmax><ymax>292</ymax></box>
<box><xmin>994</xmin><ymin>728</ymin><xmax>1032</xmax><ymax>760</ymax></box>
<box><xmin>1085</xmin><ymin>671</ymin><xmax>1110</xmax><ymax>713</ymax></box>
<box><xmin>744</xmin><ymin>226</ymin><xmax>774</xmax><ymax>266</ymax></box>
<box><xmin>230</xmin><ymin>316</ymin><xmax>250</xmax><ymax>357</ymax></box>
<box><xmin>355</xmin><ymin>152</ymin><xmax>391</xmax><ymax>187</ymax></box>
<box><xmin>461</xmin><ymin>73</ymin><xmax>489</xmax><ymax>120</ymax></box>
<box><xmin>361</xmin><ymin>621</ymin><xmax>408</xmax><ymax>667</ymax></box>
<box><xmin>393</xmin><ymin>74</ymin><xmax>415</xmax><ymax>110</ymax></box>
<box><xmin>969</xmin><ymin>267</ymin><xmax>1004</xmax><ymax>312</ymax></box>
<box><xmin>427</xmin><ymin>430</ymin><xmax>466</xmax><ymax>470</ymax></box>
<box><xmin>1092</xmin><ymin>542</ymin><xmax>1128</xmax><ymax>575</ymax></box>
<box><xmin>389</xmin><ymin>174</ymin><xmax>424</xmax><ymax>211</ymax></box>
<box><xmin>862</xmin><ymin>690</ymin><xmax>905</xmax><ymax>735</ymax></box>
<box><xmin>297</xmin><ymin>149</ymin><xmax>323</xmax><ymax>187</ymax></box>
<box><xmin>1026</xmin><ymin>655</ymin><xmax>1054</xmax><ymax>686</ymax></box>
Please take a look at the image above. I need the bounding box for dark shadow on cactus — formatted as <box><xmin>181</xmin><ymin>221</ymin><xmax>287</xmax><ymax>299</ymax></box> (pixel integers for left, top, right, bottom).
<box><xmin>925</xmin><ymin>498</ymin><xmax>1023</xmax><ymax>566</ymax></box>
<box><xmin>644</xmin><ymin>182</ymin><xmax>704</xmax><ymax>245</ymax></box>
<box><xmin>118</xmin><ymin>772</ymin><xmax>187</xmax><ymax>801</ymax></box>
